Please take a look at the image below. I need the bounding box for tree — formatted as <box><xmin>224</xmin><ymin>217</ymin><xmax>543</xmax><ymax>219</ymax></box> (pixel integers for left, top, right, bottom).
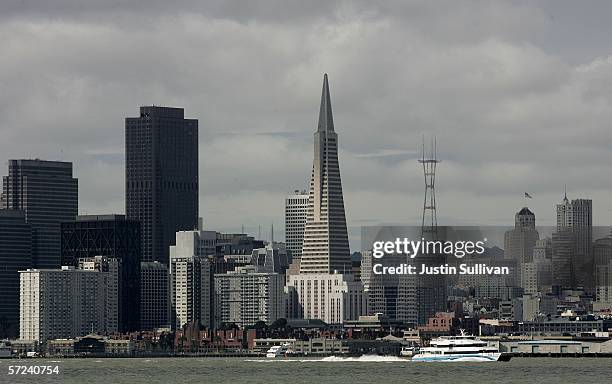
<box><xmin>270</xmin><ymin>318</ymin><xmax>287</xmax><ymax>330</ymax></box>
<box><xmin>250</xmin><ymin>321</ymin><xmax>268</xmax><ymax>330</ymax></box>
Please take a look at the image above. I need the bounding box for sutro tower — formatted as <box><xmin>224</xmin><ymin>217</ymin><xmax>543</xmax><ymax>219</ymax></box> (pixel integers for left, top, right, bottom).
<box><xmin>418</xmin><ymin>136</ymin><xmax>439</xmax><ymax>240</ymax></box>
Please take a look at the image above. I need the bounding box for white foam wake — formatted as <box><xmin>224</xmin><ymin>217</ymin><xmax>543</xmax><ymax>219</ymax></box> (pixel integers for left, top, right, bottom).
<box><xmin>244</xmin><ymin>355</ymin><xmax>406</xmax><ymax>363</ymax></box>
<box><xmin>320</xmin><ymin>355</ymin><xmax>405</xmax><ymax>362</ymax></box>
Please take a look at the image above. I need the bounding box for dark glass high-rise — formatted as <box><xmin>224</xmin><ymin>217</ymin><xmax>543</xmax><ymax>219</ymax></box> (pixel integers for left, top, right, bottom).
<box><xmin>125</xmin><ymin>106</ymin><xmax>199</xmax><ymax>264</ymax></box>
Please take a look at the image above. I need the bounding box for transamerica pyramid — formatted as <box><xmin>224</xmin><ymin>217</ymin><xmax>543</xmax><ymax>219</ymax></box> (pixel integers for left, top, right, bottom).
<box><xmin>299</xmin><ymin>74</ymin><xmax>351</xmax><ymax>274</ymax></box>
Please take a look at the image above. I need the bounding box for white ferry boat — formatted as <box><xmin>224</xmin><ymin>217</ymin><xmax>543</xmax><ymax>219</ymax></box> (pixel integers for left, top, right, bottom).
<box><xmin>265</xmin><ymin>343</ymin><xmax>291</xmax><ymax>358</ymax></box>
<box><xmin>412</xmin><ymin>331</ymin><xmax>510</xmax><ymax>362</ymax></box>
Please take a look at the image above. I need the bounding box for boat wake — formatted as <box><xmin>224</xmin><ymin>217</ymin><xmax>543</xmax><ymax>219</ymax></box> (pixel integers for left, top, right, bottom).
<box><xmin>320</xmin><ymin>355</ymin><xmax>405</xmax><ymax>362</ymax></box>
<box><xmin>244</xmin><ymin>355</ymin><xmax>405</xmax><ymax>363</ymax></box>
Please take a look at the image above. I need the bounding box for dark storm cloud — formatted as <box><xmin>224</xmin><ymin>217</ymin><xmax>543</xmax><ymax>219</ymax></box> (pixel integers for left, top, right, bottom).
<box><xmin>2</xmin><ymin>1</ymin><xmax>612</xmax><ymax>250</ymax></box>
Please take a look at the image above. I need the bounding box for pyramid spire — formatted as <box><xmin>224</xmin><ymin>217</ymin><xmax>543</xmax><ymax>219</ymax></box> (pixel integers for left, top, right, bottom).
<box><xmin>317</xmin><ymin>74</ymin><xmax>335</xmax><ymax>132</ymax></box>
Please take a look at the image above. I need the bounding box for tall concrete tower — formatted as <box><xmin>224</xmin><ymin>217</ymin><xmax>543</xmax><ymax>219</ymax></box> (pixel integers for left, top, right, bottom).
<box><xmin>299</xmin><ymin>74</ymin><xmax>351</xmax><ymax>274</ymax></box>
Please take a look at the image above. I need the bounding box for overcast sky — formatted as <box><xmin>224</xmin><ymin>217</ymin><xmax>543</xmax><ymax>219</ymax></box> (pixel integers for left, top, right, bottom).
<box><xmin>2</xmin><ymin>0</ymin><xmax>612</xmax><ymax>250</ymax></box>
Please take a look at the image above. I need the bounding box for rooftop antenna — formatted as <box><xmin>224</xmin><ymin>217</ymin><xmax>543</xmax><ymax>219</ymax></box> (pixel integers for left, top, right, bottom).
<box><xmin>258</xmin><ymin>225</ymin><xmax>261</xmax><ymax>239</ymax></box>
<box><xmin>270</xmin><ymin>222</ymin><xmax>274</xmax><ymax>244</ymax></box>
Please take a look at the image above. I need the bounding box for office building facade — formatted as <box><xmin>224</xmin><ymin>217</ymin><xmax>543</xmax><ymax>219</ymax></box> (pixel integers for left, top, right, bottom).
<box><xmin>285</xmin><ymin>190</ymin><xmax>308</xmax><ymax>261</ymax></box>
<box><xmin>61</xmin><ymin>214</ymin><xmax>141</xmax><ymax>332</ymax></box>
<box><xmin>214</xmin><ymin>265</ymin><xmax>286</xmax><ymax>328</ymax></box>
<box><xmin>169</xmin><ymin>230</ymin><xmax>214</xmax><ymax>329</ymax></box>
<box><xmin>140</xmin><ymin>261</ymin><xmax>170</xmax><ymax>330</ymax></box>
<box><xmin>556</xmin><ymin>195</ymin><xmax>593</xmax><ymax>289</ymax></box>
<box><xmin>125</xmin><ymin>106</ymin><xmax>199</xmax><ymax>264</ymax></box>
<box><xmin>286</xmin><ymin>272</ymin><xmax>366</xmax><ymax>324</ymax></box>
<box><xmin>19</xmin><ymin>267</ymin><xmax>117</xmax><ymax>341</ymax></box>
<box><xmin>0</xmin><ymin>210</ymin><xmax>32</xmax><ymax>338</ymax></box>
<box><xmin>300</xmin><ymin>75</ymin><xmax>351</xmax><ymax>274</ymax></box>
<box><xmin>2</xmin><ymin>159</ymin><xmax>78</xmax><ymax>269</ymax></box>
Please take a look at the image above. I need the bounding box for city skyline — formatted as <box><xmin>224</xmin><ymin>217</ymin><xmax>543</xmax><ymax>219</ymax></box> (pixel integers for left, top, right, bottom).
<box><xmin>5</xmin><ymin>2</ymin><xmax>612</xmax><ymax>253</ymax></box>
<box><xmin>5</xmin><ymin>4</ymin><xmax>612</xmax><ymax>379</ymax></box>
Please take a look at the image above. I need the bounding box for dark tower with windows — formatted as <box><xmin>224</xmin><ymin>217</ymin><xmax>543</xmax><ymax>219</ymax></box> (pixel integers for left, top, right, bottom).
<box><xmin>61</xmin><ymin>214</ymin><xmax>141</xmax><ymax>332</ymax></box>
<box><xmin>125</xmin><ymin>106</ymin><xmax>199</xmax><ymax>264</ymax></box>
<box><xmin>2</xmin><ymin>159</ymin><xmax>78</xmax><ymax>269</ymax></box>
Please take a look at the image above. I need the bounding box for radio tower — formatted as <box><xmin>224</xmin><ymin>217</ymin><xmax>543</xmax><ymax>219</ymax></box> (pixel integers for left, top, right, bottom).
<box><xmin>417</xmin><ymin>136</ymin><xmax>444</xmax><ymax>325</ymax></box>
<box><xmin>419</xmin><ymin>136</ymin><xmax>439</xmax><ymax>240</ymax></box>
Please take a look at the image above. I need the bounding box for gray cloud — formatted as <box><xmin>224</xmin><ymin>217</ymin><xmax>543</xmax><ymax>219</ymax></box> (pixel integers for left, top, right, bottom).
<box><xmin>2</xmin><ymin>1</ymin><xmax>612</xmax><ymax>250</ymax></box>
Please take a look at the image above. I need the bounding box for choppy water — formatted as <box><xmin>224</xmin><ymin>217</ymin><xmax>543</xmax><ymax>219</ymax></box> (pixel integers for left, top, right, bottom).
<box><xmin>1</xmin><ymin>356</ymin><xmax>611</xmax><ymax>384</ymax></box>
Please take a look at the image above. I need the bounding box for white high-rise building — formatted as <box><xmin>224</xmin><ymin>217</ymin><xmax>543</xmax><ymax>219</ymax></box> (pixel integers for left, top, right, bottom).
<box><xmin>169</xmin><ymin>230</ymin><xmax>214</xmax><ymax>330</ymax></box>
<box><xmin>214</xmin><ymin>265</ymin><xmax>285</xmax><ymax>328</ymax></box>
<box><xmin>19</xmin><ymin>266</ymin><xmax>117</xmax><ymax>341</ymax></box>
<box><xmin>286</xmin><ymin>272</ymin><xmax>366</xmax><ymax>324</ymax></box>
<box><xmin>300</xmin><ymin>74</ymin><xmax>351</xmax><ymax>274</ymax></box>
<box><xmin>285</xmin><ymin>190</ymin><xmax>309</xmax><ymax>262</ymax></box>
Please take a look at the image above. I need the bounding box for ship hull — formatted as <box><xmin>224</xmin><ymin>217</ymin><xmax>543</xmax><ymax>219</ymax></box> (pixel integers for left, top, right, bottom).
<box><xmin>412</xmin><ymin>352</ymin><xmax>510</xmax><ymax>362</ymax></box>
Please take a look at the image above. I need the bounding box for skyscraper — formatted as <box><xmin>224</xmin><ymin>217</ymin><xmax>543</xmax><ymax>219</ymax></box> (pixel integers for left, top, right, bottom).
<box><xmin>504</xmin><ymin>207</ymin><xmax>539</xmax><ymax>288</ymax></box>
<box><xmin>125</xmin><ymin>106</ymin><xmax>199</xmax><ymax>264</ymax></box>
<box><xmin>288</xmin><ymin>74</ymin><xmax>366</xmax><ymax>323</ymax></box>
<box><xmin>555</xmin><ymin>193</ymin><xmax>593</xmax><ymax>289</ymax></box>
<box><xmin>61</xmin><ymin>215</ymin><xmax>141</xmax><ymax>332</ymax></box>
<box><xmin>300</xmin><ymin>74</ymin><xmax>351</xmax><ymax>274</ymax></box>
<box><xmin>2</xmin><ymin>159</ymin><xmax>78</xmax><ymax>269</ymax></box>
<box><xmin>552</xmin><ymin>230</ymin><xmax>575</xmax><ymax>288</ymax></box>
<box><xmin>169</xmin><ymin>230</ymin><xmax>214</xmax><ymax>330</ymax></box>
<box><xmin>285</xmin><ymin>189</ymin><xmax>308</xmax><ymax>261</ymax></box>
<box><xmin>0</xmin><ymin>210</ymin><xmax>31</xmax><ymax>338</ymax></box>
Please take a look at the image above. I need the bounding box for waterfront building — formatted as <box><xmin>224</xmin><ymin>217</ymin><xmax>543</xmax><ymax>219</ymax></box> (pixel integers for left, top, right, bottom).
<box><xmin>214</xmin><ymin>265</ymin><xmax>286</xmax><ymax>328</ymax></box>
<box><xmin>286</xmin><ymin>272</ymin><xmax>366</xmax><ymax>324</ymax></box>
<box><xmin>515</xmin><ymin>316</ymin><xmax>612</xmax><ymax>336</ymax></box>
<box><xmin>19</xmin><ymin>266</ymin><xmax>117</xmax><ymax>341</ymax></box>
<box><xmin>2</xmin><ymin>159</ymin><xmax>78</xmax><ymax>269</ymax></box>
